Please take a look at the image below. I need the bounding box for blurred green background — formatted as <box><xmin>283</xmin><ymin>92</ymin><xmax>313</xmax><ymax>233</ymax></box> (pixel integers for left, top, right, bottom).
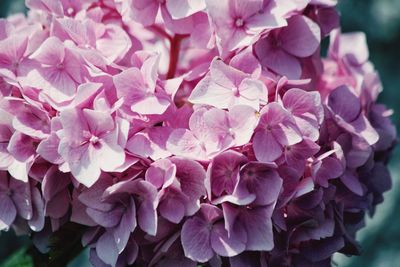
<box><xmin>0</xmin><ymin>1</ymin><xmax>399</xmax><ymax>266</ymax></box>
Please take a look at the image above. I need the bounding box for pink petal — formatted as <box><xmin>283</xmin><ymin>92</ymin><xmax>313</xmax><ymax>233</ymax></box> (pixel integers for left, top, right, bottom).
<box><xmin>167</xmin><ymin>129</ymin><xmax>206</xmax><ymax>160</ymax></box>
<box><xmin>188</xmin><ymin>75</ymin><xmax>233</xmax><ymax>109</ymax></box>
<box><xmin>30</xmin><ymin>36</ymin><xmax>64</xmax><ymax>66</ymax></box>
<box><xmin>166</xmin><ymin>0</ymin><xmax>206</xmax><ymax>19</ymax></box>
<box><xmin>68</xmin><ymin>146</ymin><xmax>101</xmax><ymax>188</ymax></box>
<box><xmin>96</xmin><ymin>25</ymin><xmax>132</xmax><ymax>63</ymax></box>
<box><xmin>59</xmin><ymin>108</ymin><xmax>88</xmax><ymax>144</ymax></box>
<box><xmin>37</xmin><ymin>133</ymin><xmax>63</xmax><ymax>164</ymax></box>
<box><xmin>229</xmin><ymin>105</ymin><xmax>259</xmax><ymax>146</ymax></box>
<box><xmin>129</xmin><ymin>0</ymin><xmax>159</xmax><ymax>26</ymax></box>
<box><xmin>130</xmin><ymin>95</ymin><xmax>170</xmax><ymax>115</ymax></box>
<box><xmin>7</xmin><ymin>132</ymin><xmax>36</xmax><ymax>162</ymax></box>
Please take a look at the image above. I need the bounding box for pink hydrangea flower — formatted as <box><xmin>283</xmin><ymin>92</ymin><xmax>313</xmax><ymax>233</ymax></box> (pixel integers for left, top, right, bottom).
<box><xmin>58</xmin><ymin>108</ymin><xmax>125</xmax><ymax>187</ymax></box>
<box><xmin>189</xmin><ymin>59</ymin><xmax>267</xmax><ymax>110</ymax></box>
<box><xmin>205</xmin><ymin>0</ymin><xmax>286</xmax><ymax>54</ymax></box>
<box><xmin>0</xmin><ymin>1</ymin><xmax>396</xmax><ymax>266</ymax></box>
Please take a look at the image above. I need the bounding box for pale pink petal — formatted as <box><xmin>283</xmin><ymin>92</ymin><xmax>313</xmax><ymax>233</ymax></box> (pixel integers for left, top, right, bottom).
<box><xmin>167</xmin><ymin>129</ymin><xmax>206</xmax><ymax>160</ymax></box>
<box><xmin>82</xmin><ymin>109</ymin><xmax>114</xmax><ymax>136</ymax></box>
<box><xmin>69</xmin><ymin>146</ymin><xmax>101</xmax><ymax>188</ymax></box>
<box><xmin>167</xmin><ymin>0</ymin><xmax>206</xmax><ymax>19</ymax></box>
<box><xmin>188</xmin><ymin>75</ymin><xmax>233</xmax><ymax>109</ymax></box>
<box><xmin>30</xmin><ymin>37</ymin><xmax>64</xmax><ymax>66</ymax></box>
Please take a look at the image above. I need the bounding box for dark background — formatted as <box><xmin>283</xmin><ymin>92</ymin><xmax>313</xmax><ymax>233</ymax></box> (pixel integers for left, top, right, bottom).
<box><xmin>0</xmin><ymin>1</ymin><xmax>399</xmax><ymax>266</ymax></box>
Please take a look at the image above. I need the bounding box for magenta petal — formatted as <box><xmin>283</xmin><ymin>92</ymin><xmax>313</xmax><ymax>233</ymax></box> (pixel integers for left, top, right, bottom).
<box><xmin>349</xmin><ymin>115</ymin><xmax>379</xmax><ymax>146</ymax></box>
<box><xmin>13</xmin><ymin>109</ymin><xmax>50</xmax><ymax>139</ymax></box>
<box><xmin>129</xmin><ymin>0</ymin><xmax>159</xmax><ymax>26</ymax></box>
<box><xmin>7</xmin><ymin>132</ymin><xmax>36</xmax><ymax>162</ymax></box>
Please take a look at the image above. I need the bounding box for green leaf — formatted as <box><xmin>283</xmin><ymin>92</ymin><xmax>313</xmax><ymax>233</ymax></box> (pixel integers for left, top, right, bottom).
<box><xmin>0</xmin><ymin>247</ymin><xmax>34</xmax><ymax>267</ymax></box>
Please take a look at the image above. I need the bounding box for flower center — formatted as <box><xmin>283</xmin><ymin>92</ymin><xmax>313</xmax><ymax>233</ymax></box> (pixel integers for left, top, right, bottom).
<box><xmin>5</xmin><ymin>189</ymin><xmax>13</xmax><ymax>197</ymax></box>
<box><xmin>271</xmin><ymin>37</ymin><xmax>282</xmax><ymax>48</ymax></box>
<box><xmin>89</xmin><ymin>135</ymin><xmax>99</xmax><ymax>144</ymax></box>
<box><xmin>12</xmin><ymin>62</ymin><xmax>19</xmax><ymax>69</ymax></box>
<box><xmin>235</xmin><ymin>18</ymin><xmax>244</xmax><ymax>28</ymax></box>
<box><xmin>232</xmin><ymin>87</ymin><xmax>240</xmax><ymax>97</ymax></box>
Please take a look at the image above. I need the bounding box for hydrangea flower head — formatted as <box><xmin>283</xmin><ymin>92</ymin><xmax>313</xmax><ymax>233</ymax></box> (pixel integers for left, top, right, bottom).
<box><xmin>0</xmin><ymin>1</ymin><xmax>396</xmax><ymax>266</ymax></box>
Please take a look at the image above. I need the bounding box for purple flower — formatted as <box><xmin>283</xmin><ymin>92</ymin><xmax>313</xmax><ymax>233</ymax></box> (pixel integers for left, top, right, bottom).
<box><xmin>0</xmin><ymin>172</ymin><xmax>32</xmax><ymax>231</ymax></box>
<box><xmin>205</xmin><ymin>0</ymin><xmax>285</xmax><ymax>54</ymax></box>
<box><xmin>255</xmin><ymin>15</ymin><xmax>321</xmax><ymax>79</ymax></box>
<box><xmin>181</xmin><ymin>203</ymin><xmax>247</xmax><ymax>262</ymax></box>
<box><xmin>253</xmin><ymin>102</ymin><xmax>302</xmax><ymax>162</ymax></box>
<box><xmin>327</xmin><ymin>85</ymin><xmax>379</xmax><ymax>145</ymax></box>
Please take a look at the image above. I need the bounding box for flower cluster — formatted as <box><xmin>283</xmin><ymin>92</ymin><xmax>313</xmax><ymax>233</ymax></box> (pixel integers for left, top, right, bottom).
<box><xmin>0</xmin><ymin>0</ymin><xmax>396</xmax><ymax>266</ymax></box>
